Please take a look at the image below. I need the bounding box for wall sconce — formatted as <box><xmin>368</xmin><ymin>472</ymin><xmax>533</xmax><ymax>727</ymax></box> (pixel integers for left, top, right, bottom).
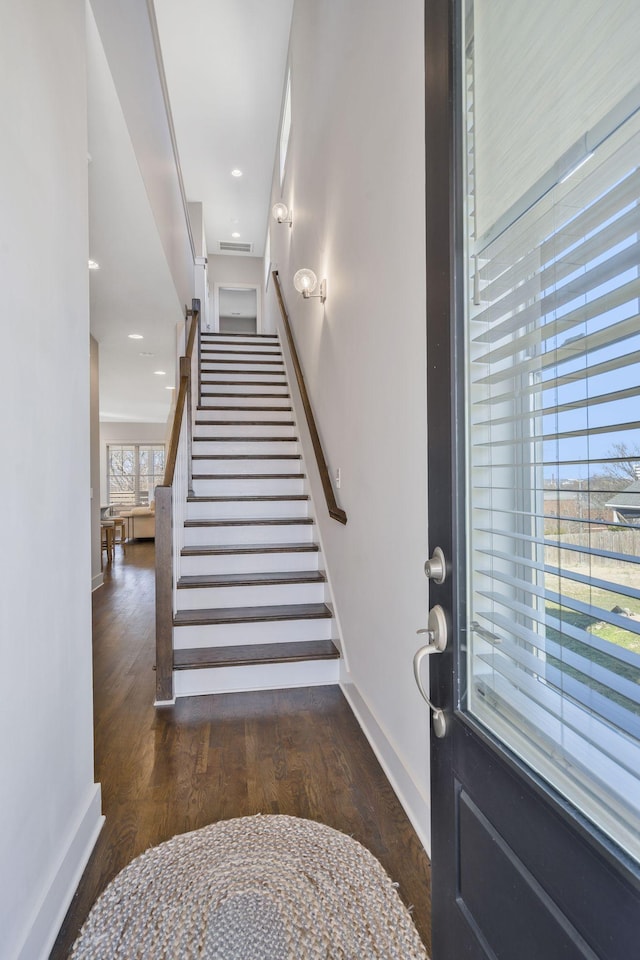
<box><xmin>293</xmin><ymin>268</ymin><xmax>327</xmax><ymax>304</ymax></box>
<box><xmin>272</xmin><ymin>201</ymin><xmax>293</xmax><ymax>227</ymax></box>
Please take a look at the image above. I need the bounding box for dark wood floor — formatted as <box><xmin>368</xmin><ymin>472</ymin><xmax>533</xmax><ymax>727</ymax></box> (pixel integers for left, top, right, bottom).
<box><xmin>50</xmin><ymin>541</ymin><xmax>432</xmax><ymax>958</ymax></box>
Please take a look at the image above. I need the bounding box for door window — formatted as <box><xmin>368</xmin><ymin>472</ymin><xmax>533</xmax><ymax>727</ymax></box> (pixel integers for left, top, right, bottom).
<box><xmin>463</xmin><ymin>1</ymin><xmax>640</xmax><ymax>862</ymax></box>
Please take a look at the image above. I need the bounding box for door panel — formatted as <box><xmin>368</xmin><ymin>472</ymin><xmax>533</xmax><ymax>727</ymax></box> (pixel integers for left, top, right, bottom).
<box><xmin>424</xmin><ymin>2</ymin><xmax>640</xmax><ymax>957</ymax></box>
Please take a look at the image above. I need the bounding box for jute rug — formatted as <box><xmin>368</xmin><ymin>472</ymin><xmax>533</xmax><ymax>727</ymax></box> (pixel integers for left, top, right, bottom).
<box><xmin>71</xmin><ymin>814</ymin><xmax>428</xmax><ymax>959</ymax></box>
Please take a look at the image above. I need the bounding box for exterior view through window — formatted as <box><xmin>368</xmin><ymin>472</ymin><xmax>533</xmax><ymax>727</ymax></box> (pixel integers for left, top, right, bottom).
<box><xmin>107</xmin><ymin>444</ymin><xmax>165</xmax><ymax>508</ymax></box>
<box><xmin>463</xmin><ymin>3</ymin><xmax>640</xmax><ymax>862</ymax></box>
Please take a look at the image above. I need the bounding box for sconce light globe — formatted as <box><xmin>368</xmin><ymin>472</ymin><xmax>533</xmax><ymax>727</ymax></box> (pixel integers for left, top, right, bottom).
<box><xmin>272</xmin><ymin>201</ymin><xmax>289</xmax><ymax>222</ymax></box>
<box><xmin>293</xmin><ymin>268</ymin><xmax>318</xmax><ymax>297</ymax></box>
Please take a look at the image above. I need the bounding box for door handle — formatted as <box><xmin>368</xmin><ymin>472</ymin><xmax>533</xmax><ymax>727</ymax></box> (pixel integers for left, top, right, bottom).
<box><xmin>414</xmin><ymin>605</ymin><xmax>448</xmax><ymax>738</ymax></box>
<box><xmin>415</xmin><ymin>603</ymin><xmax>448</xmax><ymax>653</ymax></box>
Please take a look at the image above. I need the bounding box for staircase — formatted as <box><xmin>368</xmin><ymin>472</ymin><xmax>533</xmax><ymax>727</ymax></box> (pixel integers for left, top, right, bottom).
<box><xmin>171</xmin><ymin>330</ymin><xmax>341</xmax><ymax>698</ymax></box>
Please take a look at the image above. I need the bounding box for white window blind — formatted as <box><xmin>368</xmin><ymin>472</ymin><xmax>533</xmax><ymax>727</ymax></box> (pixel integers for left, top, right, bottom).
<box><xmin>474</xmin><ymin>0</ymin><xmax>640</xmax><ymax>239</ymax></box>
<box><xmin>466</xmin><ymin>105</ymin><xmax>640</xmax><ymax>860</ymax></box>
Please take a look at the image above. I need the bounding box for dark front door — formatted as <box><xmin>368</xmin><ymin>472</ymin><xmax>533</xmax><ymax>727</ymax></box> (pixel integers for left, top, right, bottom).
<box><xmin>423</xmin><ymin>2</ymin><xmax>640</xmax><ymax>957</ymax></box>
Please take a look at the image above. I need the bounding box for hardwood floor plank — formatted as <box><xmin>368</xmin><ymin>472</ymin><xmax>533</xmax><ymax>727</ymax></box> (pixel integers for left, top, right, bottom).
<box><xmin>48</xmin><ymin>542</ymin><xmax>431</xmax><ymax>958</ymax></box>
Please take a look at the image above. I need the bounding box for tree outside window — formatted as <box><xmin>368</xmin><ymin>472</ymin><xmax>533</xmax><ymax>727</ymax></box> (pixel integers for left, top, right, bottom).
<box><xmin>107</xmin><ymin>444</ymin><xmax>165</xmax><ymax>508</ymax></box>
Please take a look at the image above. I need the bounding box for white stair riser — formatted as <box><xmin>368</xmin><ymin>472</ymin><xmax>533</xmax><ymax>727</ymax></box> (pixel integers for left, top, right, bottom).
<box><xmin>174</xmin><ymin>616</ymin><xmax>334</xmax><ymax>649</ymax></box>
<box><xmin>184</xmin><ymin>523</ymin><xmax>314</xmax><ymax>546</ymax></box>
<box><xmin>192</xmin><ymin>458</ymin><xmax>301</xmax><ymax>475</ymax></box>
<box><xmin>202</xmin><ymin>378</ymin><xmax>287</xmax><ymax>390</ymax></box>
<box><xmin>201</xmin><ymin>338</ymin><xmax>279</xmax><ymax>349</ymax></box>
<box><xmin>192</xmin><ymin>477</ymin><xmax>305</xmax><ymax>497</ymax></box>
<box><xmin>173</xmin><ymin>658</ymin><xmax>339</xmax><ymax>698</ymax></box>
<box><xmin>194</xmin><ymin>423</ymin><xmax>296</xmax><ymax>438</ymax></box>
<box><xmin>201</xmin><ymin>345</ymin><xmax>282</xmax><ymax>364</ymax></box>
<box><xmin>193</xmin><ymin>440</ymin><xmax>298</xmax><ymax>456</ymax></box>
<box><xmin>176</xmin><ymin>581</ymin><xmax>326</xmax><ymax>610</ymax></box>
<box><xmin>201</xmin><ymin>383</ymin><xmax>289</xmax><ymax>395</ymax></box>
<box><xmin>186</xmin><ymin>499</ymin><xmax>309</xmax><ymax>521</ymax></box>
<box><xmin>196</xmin><ymin>408</ymin><xmax>293</xmax><ymax>422</ymax></box>
<box><xmin>202</xmin><ymin>369</ymin><xmax>286</xmax><ymax>380</ymax></box>
<box><xmin>179</xmin><ymin>551</ymin><xmax>320</xmax><ymax>576</ymax></box>
<box><xmin>199</xmin><ymin>395</ymin><xmax>291</xmax><ymax>408</ymax></box>
<box><xmin>202</xmin><ymin>361</ymin><xmax>284</xmax><ymax>373</ymax></box>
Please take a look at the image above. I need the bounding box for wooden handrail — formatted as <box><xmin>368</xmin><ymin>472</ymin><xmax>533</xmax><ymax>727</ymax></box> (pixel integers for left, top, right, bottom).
<box><xmin>162</xmin><ymin>300</ymin><xmax>200</xmax><ymax>486</ymax></box>
<box><xmin>272</xmin><ymin>271</ymin><xmax>347</xmax><ymax>525</ymax></box>
<box><xmin>185</xmin><ymin>301</ymin><xmax>199</xmax><ymax>360</ymax></box>
<box><xmin>162</xmin><ymin>373</ymin><xmax>189</xmax><ymax>486</ymax></box>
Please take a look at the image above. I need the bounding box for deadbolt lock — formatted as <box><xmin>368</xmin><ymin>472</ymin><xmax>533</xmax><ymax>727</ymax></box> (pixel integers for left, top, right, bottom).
<box><xmin>424</xmin><ymin>546</ymin><xmax>446</xmax><ymax>584</ymax></box>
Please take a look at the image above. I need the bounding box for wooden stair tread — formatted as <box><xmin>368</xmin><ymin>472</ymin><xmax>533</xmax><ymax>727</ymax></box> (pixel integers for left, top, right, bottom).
<box><xmin>192</xmin><ymin>473</ymin><xmax>305</xmax><ymax>480</ymax></box>
<box><xmin>200</xmin><ymin>349</ymin><xmax>282</xmax><ymax>357</ymax></box>
<box><xmin>192</xmin><ymin>454</ymin><xmax>302</xmax><ymax>461</ymax></box>
<box><xmin>198</xmin><ymin>394</ymin><xmax>290</xmax><ymax>400</ymax></box>
<box><xmin>173</xmin><ymin>602</ymin><xmax>332</xmax><ymax>626</ymax></box>
<box><xmin>184</xmin><ymin>517</ymin><xmax>314</xmax><ymax>527</ymax></box>
<box><xmin>177</xmin><ymin>570</ymin><xmax>326</xmax><ymax>588</ymax></box>
<box><xmin>201</xmin><ymin>356</ymin><xmax>284</xmax><ymax>365</ymax></box>
<box><xmin>200</xmin><ymin>373</ymin><xmax>289</xmax><ymax>386</ymax></box>
<box><xmin>187</xmin><ymin>494</ymin><xmax>309</xmax><ymax>503</ymax></box>
<box><xmin>201</xmin><ymin>368</ymin><xmax>285</xmax><ymax>375</ymax></box>
<box><xmin>195</xmin><ymin>420</ymin><xmax>295</xmax><ymax>427</ymax></box>
<box><xmin>193</xmin><ymin>436</ymin><xmax>298</xmax><ymax>443</ymax></box>
<box><xmin>173</xmin><ymin>640</ymin><xmax>339</xmax><ymax>670</ymax></box>
<box><xmin>201</xmin><ymin>332</ymin><xmax>277</xmax><ymax>339</ymax></box>
<box><xmin>181</xmin><ymin>542</ymin><xmax>319</xmax><ymax>556</ymax></box>
<box><xmin>197</xmin><ymin>406</ymin><xmax>293</xmax><ymax>412</ymax></box>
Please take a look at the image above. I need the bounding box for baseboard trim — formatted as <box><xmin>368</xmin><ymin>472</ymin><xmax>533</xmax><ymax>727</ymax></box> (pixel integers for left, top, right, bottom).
<box><xmin>15</xmin><ymin>783</ymin><xmax>104</xmax><ymax>960</ymax></box>
<box><xmin>91</xmin><ymin>573</ymin><xmax>104</xmax><ymax>592</ymax></box>
<box><xmin>340</xmin><ymin>678</ymin><xmax>431</xmax><ymax>857</ymax></box>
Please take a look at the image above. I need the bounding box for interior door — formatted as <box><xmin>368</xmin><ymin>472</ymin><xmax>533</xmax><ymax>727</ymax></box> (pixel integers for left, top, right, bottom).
<box><xmin>423</xmin><ymin>2</ymin><xmax>640</xmax><ymax>957</ymax></box>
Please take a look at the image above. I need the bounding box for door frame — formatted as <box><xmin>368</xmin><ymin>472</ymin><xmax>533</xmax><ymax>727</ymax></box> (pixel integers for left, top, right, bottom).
<box><xmin>424</xmin><ymin>1</ymin><xmax>463</xmax><ymax>952</ymax></box>
<box><xmin>424</xmin><ymin>1</ymin><xmax>640</xmax><ymax>957</ymax></box>
<box><xmin>212</xmin><ymin>281</ymin><xmax>262</xmax><ymax>334</ymax></box>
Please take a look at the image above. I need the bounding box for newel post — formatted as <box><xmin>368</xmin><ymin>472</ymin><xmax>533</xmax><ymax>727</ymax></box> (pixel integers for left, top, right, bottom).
<box><xmin>155</xmin><ymin>485</ymin><xmax>174</xmax><ymax>702</ymax></box>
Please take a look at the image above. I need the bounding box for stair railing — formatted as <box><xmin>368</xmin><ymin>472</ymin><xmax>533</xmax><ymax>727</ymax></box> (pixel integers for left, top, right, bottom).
<box><xmin>155</xmin><ymin>298</ymin><xmax>200</xmax><ymax>703</ymax></box>
<box><xmin>272</xmin><ymin>271</ymin><xmax>347</xmax><ymax>525</ymax></box>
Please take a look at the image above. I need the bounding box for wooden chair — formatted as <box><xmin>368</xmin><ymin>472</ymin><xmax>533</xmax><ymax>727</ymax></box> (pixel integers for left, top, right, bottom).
<box><xmin>101</xmin><ymin>520</ymin><xmax>115</xmax><ymax>567</ymax></box>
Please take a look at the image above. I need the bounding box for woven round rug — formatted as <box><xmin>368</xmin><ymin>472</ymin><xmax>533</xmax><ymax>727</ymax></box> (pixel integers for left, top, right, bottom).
<box><xmin>71</xmin><ymin>814</ymin><xmax>428</xmax><ymax>959</ymax></box>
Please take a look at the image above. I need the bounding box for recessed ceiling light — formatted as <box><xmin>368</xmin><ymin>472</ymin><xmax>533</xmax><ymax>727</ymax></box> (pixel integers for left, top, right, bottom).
<box><xmin>231</xmin><ymin>169</ymin><xmax>243</xmax><ymax>178</ymax></box>
<box><xmin>154</xmin><ymin>370</ymin><xmax>166</xmax><ymax>376</ymax></box>
<box><xmin>166</xmin><ymin>385</ymin><xmax>175</xmax><ymax>390</ymax></box>
<box><xmin>128</xmin><ymin>333</ymin><xmax>144</xmax><ymax>340</ymax></box>
<box><xmin>231</xmin><ymin>232</ymin><xmax>241</xmax><ymax>238</ymax></box>
<box><xmin>88</xmin><ymin>259</ymin><xmax>100</xmax><ymax>270</ymax></box>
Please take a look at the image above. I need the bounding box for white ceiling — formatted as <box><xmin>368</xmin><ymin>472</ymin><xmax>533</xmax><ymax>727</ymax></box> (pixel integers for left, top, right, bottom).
<box><xmin>154</xmin><ymin>0</ymin><xmax>294</xmax><ymax>258</ymax></box>
<box><xmin>88</xmin><ymin>0</ymin><xmax>293</xmax><ymax>422</ymax></box>
<box><xmin>87</xmin><ymin>6</ymin><xmax>182</xmax><ymax>423</ymax></box>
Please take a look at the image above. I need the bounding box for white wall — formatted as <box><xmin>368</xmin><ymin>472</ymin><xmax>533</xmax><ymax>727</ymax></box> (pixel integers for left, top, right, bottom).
<box><xmin>99</xmin><ymin>421</ymin><xmax>167</xmax><ymax>505</ymax></box>
<box><xmin>0</xmin><ymin>2</ymin><xmax>102</xmax><ymax>957</ymax></box>
<box><xmin>267</xmin><ymin>0</ymin><xmax>430</xmax><ymax>849</ymax></box>
<box><xmin>208</xmin><ymin>255</ymin><xmax>264</xmax><ymax>333</ymax></box>
<box><xmin>90</xmin><ymin>0</ymin><xmax>195</xmax><ymax>307</ymax></box>
<box><xmin>90</xmin><ymin>336</ymin><xmax>103</xmax><ymax>590</ymax></box>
